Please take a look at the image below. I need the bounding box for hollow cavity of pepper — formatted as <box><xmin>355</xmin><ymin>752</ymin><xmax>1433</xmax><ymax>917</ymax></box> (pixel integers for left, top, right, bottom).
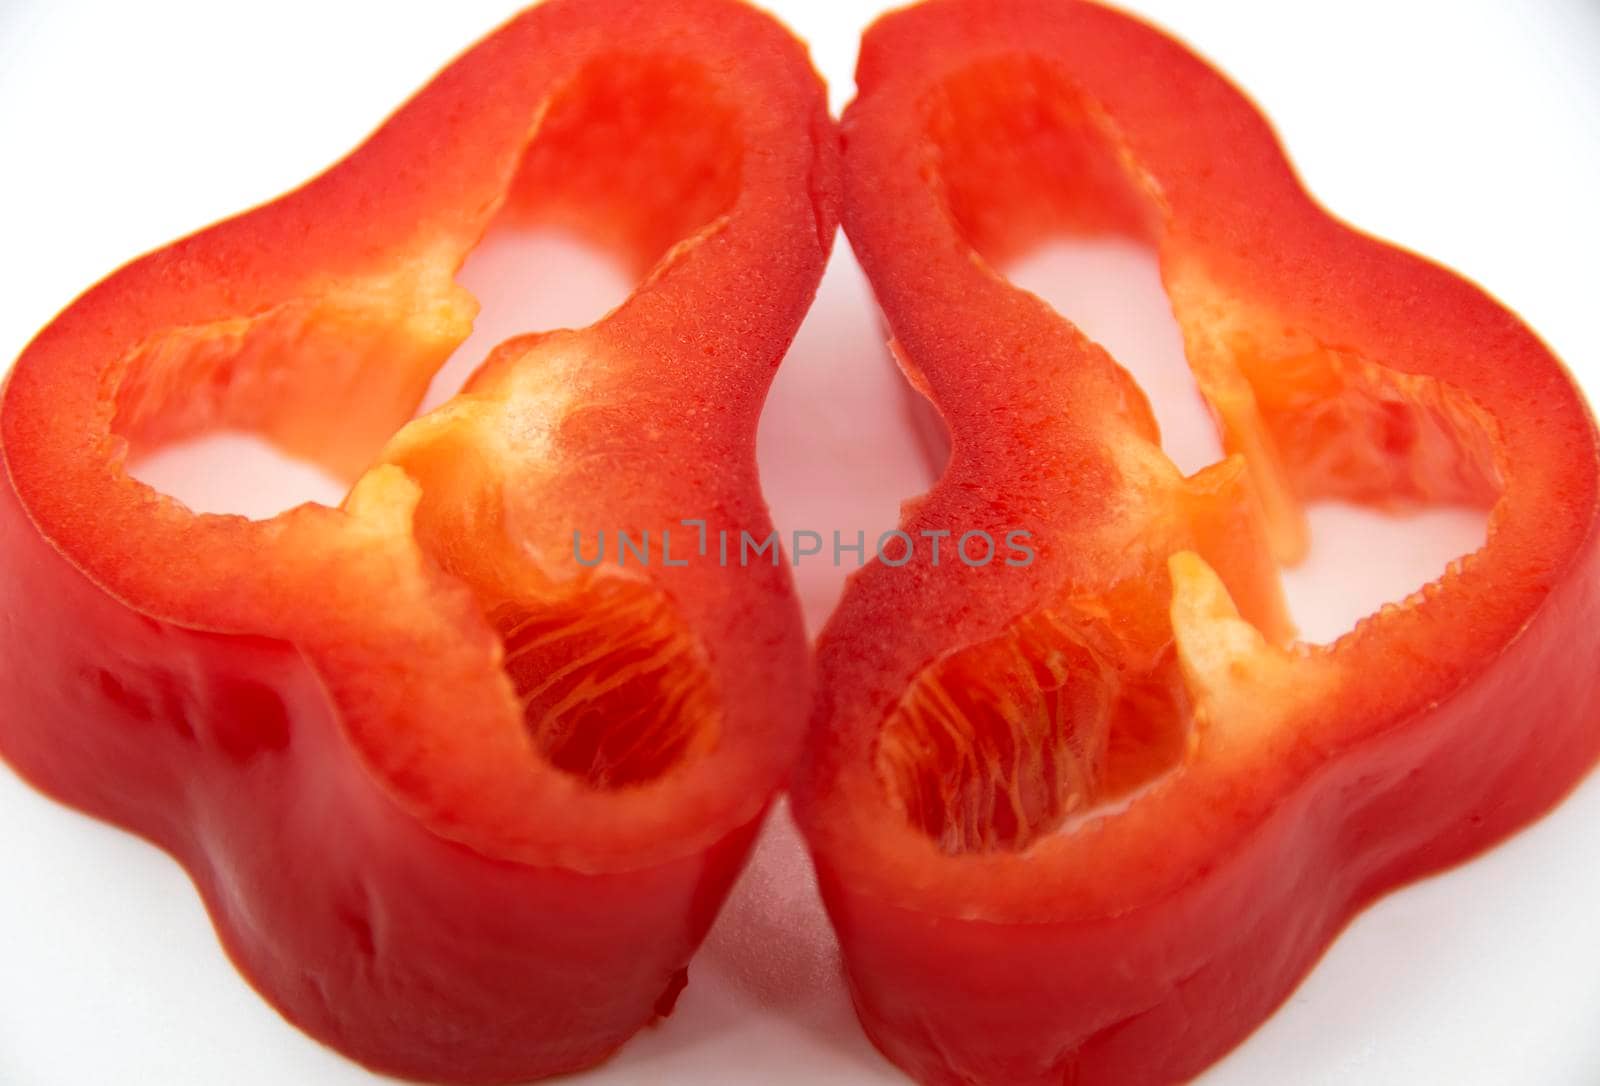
<box><xmin>877</xmin><ymin>57</ymin><xmax>1503</xmax><ymax>855</ymax></box>
<box><xmin>109</xmin><ymin>53</ymin><xmax>747</xmax><ymax>791</ymax></box>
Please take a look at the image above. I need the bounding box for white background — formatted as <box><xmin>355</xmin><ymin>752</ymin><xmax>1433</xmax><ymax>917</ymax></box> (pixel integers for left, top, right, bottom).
<box><xmin>2</xmin><ymin>1</ymin><xmax>1598</xmax><ymax>1082</ymax></box>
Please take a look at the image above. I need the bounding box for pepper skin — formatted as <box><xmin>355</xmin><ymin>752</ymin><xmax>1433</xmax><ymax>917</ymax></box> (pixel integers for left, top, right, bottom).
<box><xmin>0</xmin><ymin>1</ymin><xmax>836</xmax><ymax>1081</ymax></box>
<box><xmin>792</xmin><ymin>2</ymin><xmax>1600</xmax><ymax>1084</ymax></box>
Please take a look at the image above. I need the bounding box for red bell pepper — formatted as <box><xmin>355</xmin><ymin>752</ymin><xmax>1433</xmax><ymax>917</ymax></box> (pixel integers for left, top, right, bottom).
<box><xmin>794</xmin><ymin>2</ymin><xmax>1600</xmax><ymax>1084</ymax></box>
<box><xmin>0</xmin><ymin>0</ymin><xmax>836</xmax><ymax>1081</ymax></box>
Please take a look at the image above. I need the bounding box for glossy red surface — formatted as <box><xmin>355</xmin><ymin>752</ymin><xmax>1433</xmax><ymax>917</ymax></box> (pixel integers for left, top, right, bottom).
<box><xmin>0</xmin><ymin>0</ymin><xmax>837</xmax><ymax>1080</ymax></box>
<box><xmin>794</xmin><ymin>2</ymin><xmax>1600</xmax><ymax>1083</ymax></box>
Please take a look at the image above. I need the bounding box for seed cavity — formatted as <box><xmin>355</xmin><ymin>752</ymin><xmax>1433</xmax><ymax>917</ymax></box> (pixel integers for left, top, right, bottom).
<box><xmin>491</xmin><ymin>577</ymin><xmax>719</xmax><ymax>789</ymax></box>
<box><xmin>877</xmin><ymin>607</ymin><xmax>1188</xmax><ymax>854</ymax></box>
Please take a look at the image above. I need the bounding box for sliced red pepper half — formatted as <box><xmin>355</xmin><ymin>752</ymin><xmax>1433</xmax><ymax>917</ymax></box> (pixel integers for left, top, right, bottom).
<box><xmin>0</xmin><ymin>0</ymin><xmax>836</xmax><ymax>1081</ymax></box>
<box><xmin>794</xmin><ymin>2</ymin><xmax>1600</xmax><ymax>1084</ymax></box>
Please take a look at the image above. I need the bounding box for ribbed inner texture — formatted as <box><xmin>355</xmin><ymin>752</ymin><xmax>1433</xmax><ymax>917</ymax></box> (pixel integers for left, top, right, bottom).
<box><xmin>490</xmin><ymin>579</ymin><xmax>719</xmax><ymax>789</ymax></box>
<box><xmin>878</xmin><ymin>610</ymin><xmax>1188</xmax><ymax>854</ymax></box>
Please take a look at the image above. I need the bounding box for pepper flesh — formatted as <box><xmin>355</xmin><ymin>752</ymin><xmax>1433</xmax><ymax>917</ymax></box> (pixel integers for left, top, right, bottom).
<box><xmin>0</xmin><ymin>1</ymin><xmax>836</xmax><ymax>1081</ymax></box>
<box><xmin>793</xmin><ymin>2</ymin><xmax>1600</xmax><ymax>1084</ymax></box>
